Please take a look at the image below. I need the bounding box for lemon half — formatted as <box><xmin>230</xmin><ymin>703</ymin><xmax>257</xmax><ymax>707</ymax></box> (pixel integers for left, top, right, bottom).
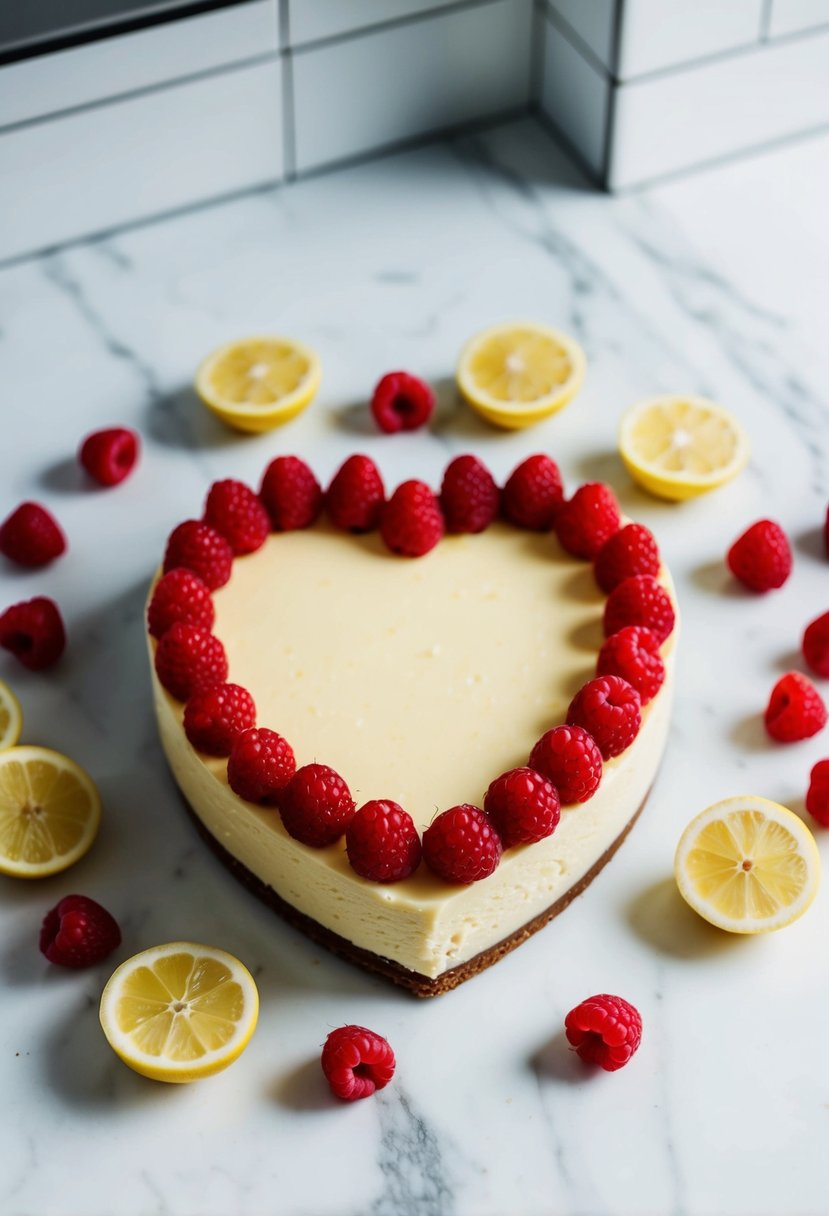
<box><xmin>619</xmin><ymin>395</ymin><xmax>749</xmax><ymax>501</ymax></box>
<box><xmin>100</xmin><ymin>943</ymin><xmax>259</xmax><ymax>1083</ymax></box>
<box><xmin>457</xmin><ymin>322</ymin><xmax>585</xmax><ymax>430</ymax></box>
<box><xmin>674</xmin><ymin>796</ymin><xmax>820</xmax><ymax>934</ymax></box>
<box><xmin>0</xmin><ymin>745</ymin><xmax>101</xmax><ymax>878</ymax></box>
<box><xmin>196</xmin><ymin>336</ymin><xmax>321</xmax><ymax>433</ymax></box>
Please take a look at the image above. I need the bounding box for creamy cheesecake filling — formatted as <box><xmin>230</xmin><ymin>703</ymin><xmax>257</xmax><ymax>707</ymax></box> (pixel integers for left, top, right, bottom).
<box><xmin>151</xmin><ymin>520</ymin><xmax>676</xmax><ymax>980</ymax></box>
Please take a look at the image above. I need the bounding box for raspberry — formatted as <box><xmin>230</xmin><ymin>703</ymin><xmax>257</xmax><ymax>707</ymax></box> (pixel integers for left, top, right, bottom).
<box><xmin>603</xmin><ymin>575</ymin><xmax>675</xmax><ymax>644</ymax></box>
<box><xmin>380</xmin><ymin>480</ymin><xmax>444</xmax><ymax>558</ymax></box>
<box><xmin>501</xmin><ymin>455</ymin><xmax>564</xmax><ymax>531</ymax></box>
<box><xmin>597</xmin><ymin>626</ymin><xmax>665</xmax><ymax>705</ymax></box>
<box><xmin>154</xmin><ymin>622</ymin><xmax>227</xmax><ymax>701</ymax></box>
<box><xmin>147</xmin><ymin>568</ymin><xmax>215</xmax><ymax>640</ymax></box>
<box><xmin>0</xmin><ymin>597</ymin><xmax>66</xmax><ymax>671</ymax></box>
<box><xmin>529</xmin><ymin>725</ymin><xmax>602</xmax><ymax>804</ymax></box>
<box><xmin>440</xmin><ymin>455</ymin><xmax>499</xmax><ymax>533</ymax></box>
<box><xmin>802</xmin><ymin>611</ymin><xmax>829</xmax><ymax>678</ymax></box>
<box><xmin>280</xmin><ymin>763</ymin><xmax>355</xmax><ymax>847</ymax></box>
<box><xmin>78</xmin><ymin>426</ymin><xmax>139</xmax><ymax>487</ymax></box>
<box><xmin>371</xmin><ymin>371</ymin><xmax>434</xmax><ymax>433</ymax></box>
<box><xmin>204</xmin><ymin>479</ymin><xmax>269</xmax><ymax>555</ymax></box>
<box><xmin>565</xmin><ymin>993</ymin><xmax>642</xmax><ymax>1072</ymax></box>
<box><xmin>727</xmin><ymin>519</ymin><xmax>792</xmax><ymax>592</ymax></box>
<box><xmin>0</xmin><ymin>502</ymin><xmax>66</xmax><ymax>568</ymax></box>
<box><xmin>594</xmin><ymin>523</ymin><xmax>660</xmax><ymax>594</ymax></box>
<box><xmin>764</xmin><ymin>672</ymin><xmax>827</xmax><ymax>743</ymax></box>
<box><xmin>806</xmin><ymin>759</ymin><xmax>829</xmax><ymax>827</ymax></box>
<box><xmin>567</xmin><ymin>674</ymin><xmax>641</xmax><ymax>760</ymax></box>
<box><xmin>555</xmin><ymin>482</ymin><xmax>621</xmax><ymax>559</ymax></box>
<box><xmin>39</xmin><ymin>895</ymin><xmax>121</xmax><ymax>969</ymax></box>
<box><xmin>422</xmin><ymin>804</ymin><xmax>502</xmax><ymax>884</ymax></box>
<box><xmin>483</xmin><ymin>767</ymin><xmax>560</xmax><ymax>848</ymax></box>
<box><xmin>260</xmin><ymin>455</ymin><xmax>322</xmax><ymax>531</ymax></box>
<box><xmin>163</xmin><ymin>520</ymin><xmax>233</xmax><ymax>590</ymax></box>
<box><xmin>326</xmin><ymin>454</ymin><xmax>385</xmax><ymax>532</ymax></box>
<box><xmin>183</xmin><ymin>683</ymin><xmax>256</xmax><ymax>756</ymax></box>
<box><xmin>345</xmin><ymin>800</ymin><xmax>422</xmax><ymax>882</ymax></box>
<box><xmin>321</xmin><ymin>1025</ymin><xmax>396</xmax><ymax>1101</ymax></box>
<box><xmin>228</xmin><ymin>727</ymin><xmax>296</xmax><ymax>804</ymax></box>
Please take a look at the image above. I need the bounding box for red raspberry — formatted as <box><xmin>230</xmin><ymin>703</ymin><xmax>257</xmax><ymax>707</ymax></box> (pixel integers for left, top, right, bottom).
<box><xmin>802</xmin><ymin>611</ymin><xmax>829</xmax><ymax>678</ymax></box>
<box><xmin>727</xmin><ymin>519</ymin><xmax>792</xmax><ymax>592</ymax></box>
<box><xmin>501</xmin><ymin>454</ymin><xmax>564</xmax><ymax>531</ymax></box>
<box><xmin>280</xmin><ymin>763</ymin><xmax>355</xmax><ymax>847</ymax></box>
<box><xmin>597</xmin><ymin>626</ymin><xmax>665</xmax><ymax>705</ymax></box>
<box><xmin>147</xmin><ymin>568</ymin><xmax>215</xmax><ymax>640</ymax></box>
<box><xmin>154</xmin><ymin>622</ymin><xmax>227</xmax><ymax>701</ymax></box>
<box><xmin>38</xmin><ymin>894</ymin><xmax>120</xmax><ymax>967</ymax></box>
<box><xmin>604</xmin><ymin>575</ymin><xmax>675</xmax><ymax>644</ymax></box>
<box><xmin>183</xmin><ymin>682</ymin><xmax>256</xmax><ymax>756</ymax></box>
<box><xmin>326</xmin><ymin>454</ymin><xmax>385</xmax><ymax>532</ymax></box>
<box><xmin>422</xmin><ymin>804</ymin><xmax>502</xmax><ymax>884</ymax></box>
<box><xmin>440</xmin><ymin>455</ymin><xmax>499</xmax><ymax>533</ymax></box>
<box><xmin>567</xmin><ymin>674</ymin><xmax>641</xmax><ymax>760</ymax></box>
<box><xmin>78</xmin><ymin>426</ymin><xmax>139</xmax><ymax>487</ymax></box>
<box><xmin>529</xmin><ymin>725</ymin><xmax>602</xmax><ymax>805</ymax></box>
<box><xmin>260</xmin><ymin>455</ymin><xmax>322</xmax><ymax>531</ymax></box>
<box><xmin>806</xmin><ymin>759</ymin><xmax>829</xmax><ymax>827</ymax></box>
<box><xmin>228</xmin><ymin>727</ymin><xmax>296</xmax><ymax>804</ymax></box>
<box><xmin>39</xmin><ymin>895</ymin><xmax>121</xmax><ymax>969</ymax></box>
<box><xmin>163</xmin><ymin>520</ymin><xmax>233</xmax><ymax>590</ymax></box>
<box><xmin>555</xmin><ymin>482</ymin><xmax>621</xmax><ymax>559</ymax></box>
<box><xmin>321</xmin><ymin>1025</ymin><xmax>396</xmax><ymax>1101</ymax></box>
<box><xmin>483</xmin><ymin>767</ymin><xmax>560</xmax><ymax>848</ymax></box>
<box><xmin>371</xmin><ymin>371</ymin><xmax>434</xmax><ymax>433</ymax></box>
<box><xmin>565</xmin><ymin>993</ymin><xmax>642</xmax><ymax>1072</ymax></box>
<box><xmin>345</xmin><ymin>800</ymin><xmax>422</xmax><ymax>882</ymax></box>
<box><xmin>380</xmin><ymin>480</ymin><xmax>444</xmax><ymax>557</ymax></box>
<box><xmin>0</xmin><ymin>597</ymin><xmax>66</xmax><ymax>671</ymax></box>
<box><xmin>594</xmin><ymin>523</ymin><xmax>660</xmax><ymax>594</ymax></box>
<box><xmin>764</xmin><ymin>672</ymin><xmax>827</xmax><ymax>742</ymax></box>
<box><xmin>0</xmin><ymin>502</ymin><xmax>66</xmax><ymax>567</ymax></box>
<box><xmin>204</xmin><ymin>479</ymin><xmax>269</xmax><ymax>555</ymax></box>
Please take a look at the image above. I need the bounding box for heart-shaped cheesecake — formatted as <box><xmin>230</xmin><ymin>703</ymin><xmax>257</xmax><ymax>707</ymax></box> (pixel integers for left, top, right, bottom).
<box><xmin>148</xmin><ymin>458</ymin><xmax>677</xmax><ymax>996</ymax></box>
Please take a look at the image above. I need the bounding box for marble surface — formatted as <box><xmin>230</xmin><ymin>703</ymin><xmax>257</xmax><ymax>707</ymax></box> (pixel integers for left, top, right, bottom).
<box><xmin>1</xmin><ymin>118</ymin><xmax>828</xmax><ymax>1216</ymax></box>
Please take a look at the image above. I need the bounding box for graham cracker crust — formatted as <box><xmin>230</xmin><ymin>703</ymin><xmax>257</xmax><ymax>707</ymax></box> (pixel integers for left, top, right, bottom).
<box><xmin>180</xmin><ymin>790</ymin><xmax>649</xmax><ymax>998</ymax></box>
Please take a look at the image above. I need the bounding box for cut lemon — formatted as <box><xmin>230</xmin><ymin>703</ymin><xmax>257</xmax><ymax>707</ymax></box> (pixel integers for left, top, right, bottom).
<box><xmin>0</xmin><ymin>680</ymin><xmax>22</xmax><ymax>751</ymax></box>
<box><xmin>196</xmin><ymin>336</ymin><xmax>321</xmax><ymax>433</ymax></box>
<box><xmin>619</xmin><ymin>395</ymin><xmax>749</xmax><ymax>501</ymax></box>
<box><xmin>99</xmin><ymin>943</ymin><xmax>259</xmax><ymax>1083</ymax></box>
<box><xmin>457</xmin><ymin>322</ymin><xmax>585</xmax><ymax>430</ymax></box>
<box><xmin>0</xmin><ymin>745</ymin><xmax>101</xmax><ymax>878</ymax></box>
<box><xmin>674</xmin><ymin>796</ymin><xmax>820</xmax><ymax>934</ymax></box>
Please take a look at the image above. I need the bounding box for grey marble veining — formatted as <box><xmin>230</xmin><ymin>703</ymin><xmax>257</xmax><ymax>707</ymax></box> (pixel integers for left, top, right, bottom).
<box><xmin>1</xmin><ymin>117</ymin><xmax>829</xmax><ymax>1216</ymax></box>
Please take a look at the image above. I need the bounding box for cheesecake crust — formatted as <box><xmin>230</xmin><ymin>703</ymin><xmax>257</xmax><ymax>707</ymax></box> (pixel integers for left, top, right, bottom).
<box><xmin>180</xmin><ymin>788</ymin><xmax>650</xmax><ymax>998</ymax></box>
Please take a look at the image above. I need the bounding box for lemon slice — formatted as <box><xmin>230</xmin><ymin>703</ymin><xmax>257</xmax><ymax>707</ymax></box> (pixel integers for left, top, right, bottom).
<box><xmin>0</xmin><ymin>745</ymin><xmax>101</xmax><ymax>878</ymax></box>
<box><xmin>196</xmin><ymin>336</ymin><xmax>321</xmax><ymax>433</ymax></box>
<box><xmin>100</xmin><ymin>943</ymin><xmax>259</xmax><ymax>1083</ymax></box>
<box><xmin>674</xmin><ymin>796</ymin><xmax>820</xmax><ymax>934</ymax></box>
<box><xmin>0</xmin><ymin>680</ymin><xmax>22</xmax><ymax>751</ymax></box>
<box><xmin>457</xmin><ymin>322</ymin><xmax>585</xmax><ymax>430</ymax></box>
<box><xmin>619</xmin><ymin>395</ymin><xmax>749</xmax><ymax>501</ymax></box>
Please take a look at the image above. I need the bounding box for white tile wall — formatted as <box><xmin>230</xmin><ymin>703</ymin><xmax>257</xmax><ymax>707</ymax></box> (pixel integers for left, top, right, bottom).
<box><xmin>0</xmin><ymin>61</ymin><xmax>282</xmax><ymax>261</ymax></box>
<box><xmin>0</xmin><ymin>1</ymin><xmax>278</xmax><ymax>129</ymax></box>
<box><xmin>545</xmin><ymin>0</ymin><xmax>617</xmax><ymax>70</ymax></box>
<box><xmin>287</xmin><ymin>0</ymin><xmax>460</xmax><ymax>47</ymax></box>
<box><xmin>615</xmin><ymin>0</ymin><xmax>764</xmax><ymax>80</ymax></box>
<box><xmin>609</xmin><ymin>26</ymin><xmax>829</xmax><ymax>188</ymax></box>
<box><xmin>291</xmin><ymin>0</ymin><xmax>532</xmax><ymax>173</ymax></box>
<box><xmin>768</xmin><ymin>0</ymin><xmax>829</xmax><ymax>36</ymax></box>
<box><xmin>540</xmin><ymin>12</ymin><xmax>609</xmax><ymax>178</ymax></box>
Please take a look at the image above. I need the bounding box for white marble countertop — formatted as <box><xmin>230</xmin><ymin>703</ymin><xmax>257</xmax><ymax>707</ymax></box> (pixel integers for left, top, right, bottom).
<box><xmin>2</xmin><ymin>118</ymin><xmax>828</xmax><ymax>1216</ymax></box>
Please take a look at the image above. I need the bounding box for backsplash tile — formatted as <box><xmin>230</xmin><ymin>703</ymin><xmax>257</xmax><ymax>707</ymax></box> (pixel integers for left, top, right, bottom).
<box><xmin>287</xmin><ymin>0</ymin><xmax>460</xmax><ymax>47</ymax></box>
<box><xmin>768</xmin><ymin>0</ymin><xmax>829</xmax><ymax>36</ymax></box>
<box><xmin>545</xmin><ymin>0</ymin><xmax>617</xmax><ymax>69</ymax></box>
<box><xmin>539</xmin><ymin>12</ymin><xmax>609</xmax><ymax>179</ymax></box>
<box><xmin>616</xmin><ymin>0</ymin><xmax>764</xmax><ymax>80</ymax></box>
